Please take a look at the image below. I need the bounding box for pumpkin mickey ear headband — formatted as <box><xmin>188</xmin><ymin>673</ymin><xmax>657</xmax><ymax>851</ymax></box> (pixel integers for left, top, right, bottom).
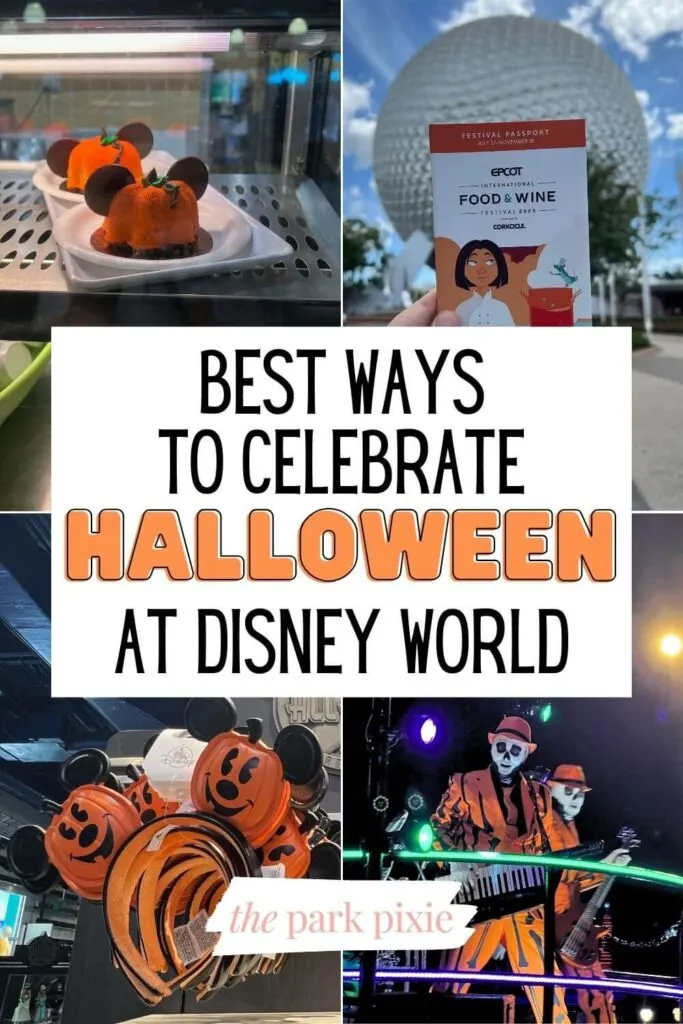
<box><xmin>9</xmin><ymin>748</ymin><xmax>144</xmax><ymax>902</ymax></box>
<box><xmin>84</xmin><ymin>157</ymin><xmax>209</xmax><ymax>217</ymax></box>
<box><xmin>185</xmin><ymin>698</ymin><xmax>324</xmax><ymax>850</ymax></box>
<box><xmin>184</xmin><ymin>697</ymin><xmax>324</xmax><ymax>785</ymax></box>
<box><xmin>45</xmin><ymin>122</ymin><xmax>154</xmax><ymax>179</ymax></box>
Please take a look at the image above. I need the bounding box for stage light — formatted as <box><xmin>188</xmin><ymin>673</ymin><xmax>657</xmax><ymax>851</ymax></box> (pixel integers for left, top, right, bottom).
<box><xmin>415</xmin><ymin>822</ymin><xmax>434</xmax><ymax>852</ymax></box>
<box><xmin>406</xmin><ymin>790</ymin><xmax>426</xmax><ymax>812</ymax></box>
<box><xmin>660</xmin><ymin>634</ymin><xmax>682</xmax><ymax>658</ymax></box>
<box><xmin>539</xmin><ymin>703</ymin><xmax>553</xmax><ymax>722</ymax></box>
<box><xmin>420</xmin><ymin>717</ymin><xmax>437</xmax><ymax>745</ymax></box>
<box><xmin>342</xmin><ymin>968</ymin><xmax>683</xmax><ymax>1000</ymax></box>
<box><xmin>639</xmin><ymin>1008</ymin><xmax>655</xmax><ymax>1023</ymax></box>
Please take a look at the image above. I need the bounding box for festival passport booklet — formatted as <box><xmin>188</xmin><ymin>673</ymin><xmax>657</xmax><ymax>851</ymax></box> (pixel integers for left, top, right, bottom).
<box><xmin>429</xmin><ymin>118</ymin><xmax>591</xmax><ymax>327</ymax></box>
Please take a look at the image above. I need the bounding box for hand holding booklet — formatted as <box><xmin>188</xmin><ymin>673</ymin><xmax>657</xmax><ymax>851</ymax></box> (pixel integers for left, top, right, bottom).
<box><xmin>429</xmin><ymin>118</ymin><xmax>592</xmax><ymax>327</ymax></box>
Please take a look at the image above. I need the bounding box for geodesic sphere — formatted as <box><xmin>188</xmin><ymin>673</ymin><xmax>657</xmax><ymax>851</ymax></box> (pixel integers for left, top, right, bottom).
<box><xmin>373</xmin><ymin>16</ymin><xmax>649</xmax><ymax>241</ymax></box>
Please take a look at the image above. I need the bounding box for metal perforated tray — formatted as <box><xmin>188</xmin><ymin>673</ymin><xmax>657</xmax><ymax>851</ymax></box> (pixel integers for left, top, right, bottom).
<box><xmin>0</xmin><ymin>167</ymin><xmax>339</xmax><ymax>303</ymax></box>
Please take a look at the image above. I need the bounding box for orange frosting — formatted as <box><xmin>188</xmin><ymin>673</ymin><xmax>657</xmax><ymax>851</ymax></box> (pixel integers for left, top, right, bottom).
<box><xmin>102</xmin><ymin>180</ymin><xmax>199</xmax><ymax>251</ymax></box>
<box><xmin>67</xmin><ymin>135</ymin><xmax>143</xmax><ymax>192</ymax></box>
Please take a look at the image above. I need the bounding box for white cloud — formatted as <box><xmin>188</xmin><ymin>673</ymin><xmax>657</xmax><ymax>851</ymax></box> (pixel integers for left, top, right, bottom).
<box><xmin>561</xmin><ymin>1</ymin><xmax>602</xmax><ymax>43</ymax></box>
<box><xmin>659</xmin><ymin>76</ymin><xmax>677</xmax><ymax>84</ymax></box>
<box><xmin>343</xmin><ymin>79</ymin><xmax>377</xmax><ymax>169</ymax></box>
<box><xmin>649</xmin><ymin>253</ymin><xmax>683</xmax><ymax>276</ymax></box>
<box><xmin>636</xmin><ymin>90</ymin><xmax>664</xmax><ymax>141</ymax></box>
<box><xmin>596</xmin><ymin>0</ymin><xmax>683</xmax><ymax>60</ymax></box>
<box><xmin>666</xmin><ymin>112</ymin><xmax>683</xmax><ymax>139</ymax></box>
<box><xmin>437</xmin><ymin>0</ymin><xmax>534</xmax><ymax>32</ymax></box>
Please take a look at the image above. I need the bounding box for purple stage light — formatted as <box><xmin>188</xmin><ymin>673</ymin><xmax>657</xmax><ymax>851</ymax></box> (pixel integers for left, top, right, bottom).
<box><xmin>420</xmin><ymin>717</ymin><xmax>437</xmax><ymax>745</ymax></box>
<box><xmin>401</xmin><ymin>705</ymin><xmax>448</xmax><ymax>756</ymax></box>
<box><xmin>341</xmin><ymin>968</ymin><xmax>683</xmax><ymax>1000</ymax></box>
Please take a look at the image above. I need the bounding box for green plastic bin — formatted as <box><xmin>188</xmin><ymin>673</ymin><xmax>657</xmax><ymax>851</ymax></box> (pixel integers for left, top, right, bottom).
<box><xmin>0</xmin><ymin>343</ymin><xmax>51</xmax><ymax>429</ymax></box>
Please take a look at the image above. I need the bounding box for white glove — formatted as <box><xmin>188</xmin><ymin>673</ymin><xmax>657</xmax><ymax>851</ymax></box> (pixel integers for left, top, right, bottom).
<box><xmin>492</xmin><ymin>943</ymin><xmax>506</xmax><ymax>961</ymax></box>
<box><xmin>601</xmin><ymin>847</ymin><xmax>632</xmax><ymax>866</ymax></box>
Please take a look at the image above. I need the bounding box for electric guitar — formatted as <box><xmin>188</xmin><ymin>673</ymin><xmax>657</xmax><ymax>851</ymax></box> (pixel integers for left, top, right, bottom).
<box><xmin>558</xmin><ymin>826</ymin><xmax>640</xmax><ymax>967</ymax></box>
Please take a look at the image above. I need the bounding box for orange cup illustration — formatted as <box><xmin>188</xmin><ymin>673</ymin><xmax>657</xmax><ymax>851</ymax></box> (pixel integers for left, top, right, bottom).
<box><xmin>521</xmin><ymin>287</ymin><xmax>582</xmax><ymax>327</ymax></box>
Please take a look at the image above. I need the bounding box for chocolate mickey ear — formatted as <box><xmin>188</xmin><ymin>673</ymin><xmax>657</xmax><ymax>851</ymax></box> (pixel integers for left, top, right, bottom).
<box><xmin>185</xmin><ymin>698</ymin><xmax>238</xmax><ymax>741</ymax></box>
<box><xmin>117</xmin><ymin>122</ymin><xmax>154</xmax><ymax>158</ymax></box>
<box><xmin>307</xmin><ymin>842</ymin><xmax>341</xmax><ymax>880</ymax></box>
<box><xmin>46</xmin><ymin>138</ymin><xmax>78</xmax><ymax>178</ymax></box>
<box><xmin>84</xmin><ymin>164</ymin><xmax>136</xmax><ymax>216</ymax></box>
<box><xmin>166</xmin><ymin>157</ymin><xmax>209</xmax><ymax>200</ymax></box>
<box><xmin>60</xmin><ymin>748</ymin><xmax>110</xmax><ymax>790</ymax></box>
<box><xmin>7</xmin><ymin>825</ymin><xmax>59</xmax><ymax>893</ymax></box>
<box><xmin>274</xmin><ymin>725</ymin><xmax>323</xmax><ymax>786</ymax></box>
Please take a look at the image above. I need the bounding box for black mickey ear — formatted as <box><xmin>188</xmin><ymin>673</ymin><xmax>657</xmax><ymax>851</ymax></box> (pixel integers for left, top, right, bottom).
<box><xmin>307</xmin><ymin>842</ymin><xmax>341</xmax><ymax>880</ymax></box>
<box><xmin>84</xmin><ymin>164</ymin><xmax>136</xmax><ymax>216</ymax></box>
<box><xmin>325</xmin><ymin>819</ymin><xmax>341</xmax><ymax>844</ymax></box>
<box><xmin>126</xmin><ymin>763</ymin><xmax>144</xmax><ymax>781</ymax></box>
<box><xmin>185</xmin><ymin>698</ymin><xmax>237</xmax><ymax>741</ymax></box>
<box><xmin>274</xmin><ymin>724</ymin><xmax>323</xmax><ymax>785</ymax></box>
<box><xmin>117</xmin><ymin>122</ymin><xmax>154</xmax><ymax>158</ymax></box>
<box><xmin>46</xmin><ymin>138</ymin><xmax>78</xmax><ymax>178</ymax></box>
<box><xmin>7</xmin><ymin>825</ymin><xmax>50</xmax><ymax>885</ymax></box>
<box><xmin>21</xmin><ymin>866</ymin><xmax>62</xmax><ymax>896</ymax></box>
<box><xmin>166</xmin><ymin>157</ymin><xmax>209</xmax><ymax>200</ymax></box>
<box><xmin>299</xmin><ymin>810</ymin><xmax>319</xmax><ymax>834</ymax></box>
<box><xmin>103</xmin><ymin>772</ymin><xmax>124</xmax><ymax>793</ymax></box>
<box><xmin>142</xmin><ymin>733</ymin><xmax>160</xmax><ymax>758</ymax></box>
<box><xmin>60</xmin><ymin>748</ymin><xmax>110</xmax><ymax>791</ymax></box>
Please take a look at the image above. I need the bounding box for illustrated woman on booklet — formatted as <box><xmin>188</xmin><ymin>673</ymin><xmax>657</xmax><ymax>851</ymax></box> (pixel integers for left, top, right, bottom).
<box><xmin>453</xmin><ymin>239</ymin><xmax>515</xmax><ymax>326</ymax></box>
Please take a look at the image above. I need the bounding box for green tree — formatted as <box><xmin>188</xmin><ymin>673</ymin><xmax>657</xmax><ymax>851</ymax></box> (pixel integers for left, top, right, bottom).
<box><xmin>655</xmin><ymin>266</ymin><xmax>683</xmax><ymax>280</ymax></box>
<box><xmin>343</xmin><ymin>218</ymin><xmax>386</xmax><ymax>287</ymax></box>
<box><xmin>588</xmin><ymin>153</ymin><xmax>678</xmax><ymax>275</ymax></box>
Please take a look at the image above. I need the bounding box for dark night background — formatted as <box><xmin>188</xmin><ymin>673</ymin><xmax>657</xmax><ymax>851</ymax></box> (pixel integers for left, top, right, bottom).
<box><xmin>343</xmin><ymin>514</ymin><xmax>683</xmax><ymax>1013</ymax></box>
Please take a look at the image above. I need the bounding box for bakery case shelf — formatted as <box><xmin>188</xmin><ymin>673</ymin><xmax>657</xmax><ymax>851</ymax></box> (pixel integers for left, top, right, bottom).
<box><xmin>0</xmin><ymin>167</ymin><xmax>340</xmax><ymax>329</ymax></box>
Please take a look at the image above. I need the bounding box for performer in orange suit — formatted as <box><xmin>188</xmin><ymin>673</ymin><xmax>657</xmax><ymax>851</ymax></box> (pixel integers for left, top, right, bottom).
<box><xmin>431</xmin><ymin>716</ymin><xmax>570</xmax><ymax>1024</ymax></box>
<box><xmin>547</xmin><ymin>765</ymin><xmax>631</xmax><ymax>1024</ymax></box>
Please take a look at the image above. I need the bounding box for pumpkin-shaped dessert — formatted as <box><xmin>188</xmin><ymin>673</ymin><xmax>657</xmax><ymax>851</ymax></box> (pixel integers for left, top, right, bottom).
<box><xmin>186</xmin><ymin>698</ymin><xmax>323</xmax><ymax>849</ymax></box>
<box><xmin>84</xmin><ymin>158</ymin><xmax>209</xmax><ymax>259</ymax></box>
<box><xmin>46</xmin><ymin>123</ymin><xmax>153</xmax><ymax>194</ymax></box>
<box><xmin>123</xmin><ymin>765</ymin><xmax>179</xmax><ymax>824</ymax></box>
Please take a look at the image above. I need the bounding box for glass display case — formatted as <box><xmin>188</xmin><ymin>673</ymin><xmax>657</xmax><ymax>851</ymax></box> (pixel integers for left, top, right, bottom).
<box><xmin>0</xmin><ymin>1</ymin><xmax>341</xmax><ymax>330</ymax></box>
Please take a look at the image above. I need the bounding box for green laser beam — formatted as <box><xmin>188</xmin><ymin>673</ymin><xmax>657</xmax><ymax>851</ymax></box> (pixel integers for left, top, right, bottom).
<box><xmin>342</xmin><ymin>849</ymin><xmax>683</xmax><ymax>889</ymax></box>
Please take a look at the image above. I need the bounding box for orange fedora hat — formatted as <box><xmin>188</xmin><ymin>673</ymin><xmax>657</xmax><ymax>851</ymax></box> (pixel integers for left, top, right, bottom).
<box><xmin>548</xmin><ymin>764</ymin><xmax>592</xmax><ymax>792</ymax></box>
<box><xmin>488</xmin><ymin>716</ymin><xmax>536</xmax><ymax>753</ymax></box>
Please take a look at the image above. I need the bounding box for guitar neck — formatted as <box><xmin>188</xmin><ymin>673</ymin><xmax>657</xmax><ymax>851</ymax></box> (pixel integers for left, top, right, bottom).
<box><xmin>579</xmin><ymin>874</ymin><xmax>615</xmax><ymax>926</ymax></box>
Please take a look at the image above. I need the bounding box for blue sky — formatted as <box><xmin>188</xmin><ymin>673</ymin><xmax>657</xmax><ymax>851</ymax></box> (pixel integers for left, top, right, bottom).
<box><xmin>344</xmin><ymin>0</ymin><xmax>683</xmax><ymax>277</ymax></box>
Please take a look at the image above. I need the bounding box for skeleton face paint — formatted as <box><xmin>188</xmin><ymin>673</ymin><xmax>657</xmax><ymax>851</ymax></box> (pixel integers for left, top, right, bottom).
<box><xmin>550</xmin><ymin>782</ymin><xmax>585</xmax><ymax>821</ymax></box>
<box><xmin>490</xmin><ymin>737</ymin><xmax>528</xmax><ymax>782</ymax></box>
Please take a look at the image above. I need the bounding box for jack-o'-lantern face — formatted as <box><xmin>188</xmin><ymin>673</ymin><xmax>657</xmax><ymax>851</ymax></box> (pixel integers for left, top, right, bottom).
<box><xmin>258</xmin><ymin>810</ymin><xmax>311</xmax><ymax>878</ymax></box>
<box><xmin>186</xmin><ymin>699</ymin><xmax>324</xmax><ymax>850</ymax></box>
<box><xmin>42</xmin><ymin>749</ymin><xmax>143</xmax><ymax>901</ymax></box>
<box><xmin>124</xmin><ymin>768</ymin><xmax>178</xmax><ymax>824</ymax></box>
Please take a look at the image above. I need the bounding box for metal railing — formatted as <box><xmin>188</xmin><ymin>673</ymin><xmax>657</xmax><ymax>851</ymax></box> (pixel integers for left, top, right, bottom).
<box><xmin>343</xmin><ymin>848</ymin><xmax>683</xmax><ymax>1021</ymax></box>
